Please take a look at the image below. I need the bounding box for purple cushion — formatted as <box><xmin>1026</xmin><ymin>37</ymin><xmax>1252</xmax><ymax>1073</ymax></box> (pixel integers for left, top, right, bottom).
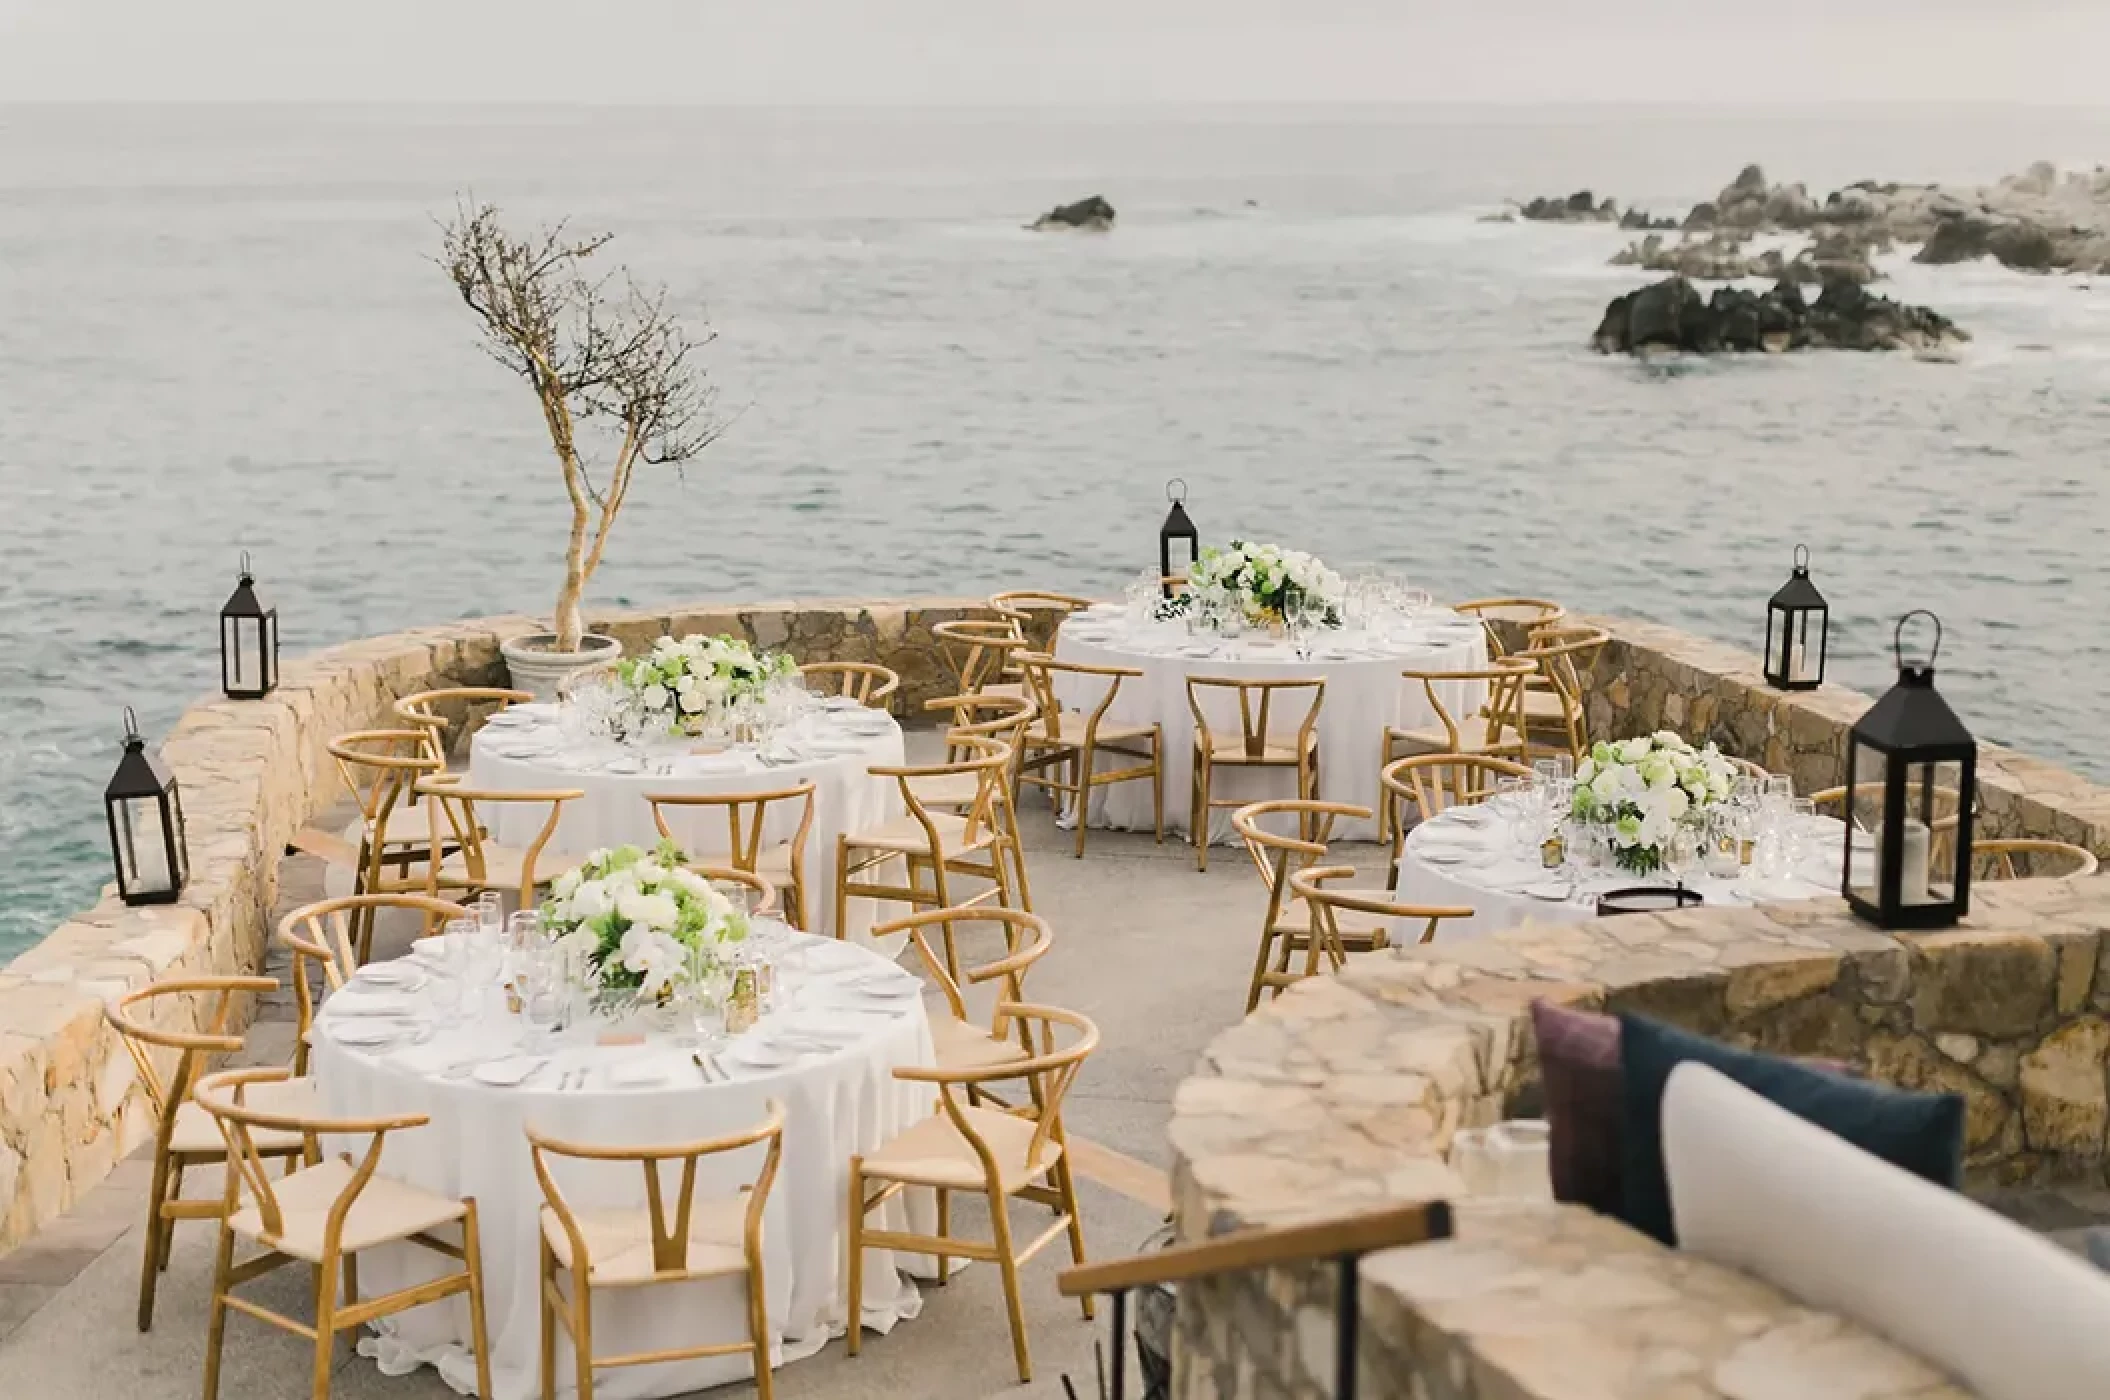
<box><xmin>1530</xmin><ymin>1000</ymin><xmax>1624</xmax><ymax>1213</ymax></box>
<box><xmin>1530</xmin><ymin>999</ymin><xmax>1860</xmax><ymax>1218</ymax></box>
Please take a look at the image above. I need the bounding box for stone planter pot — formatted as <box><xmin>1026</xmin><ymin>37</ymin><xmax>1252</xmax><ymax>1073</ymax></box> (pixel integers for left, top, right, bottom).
<box><xmin>500</xmin><ymin>632</ymin><xmax>621</xmax><ymax>702</ymax></box>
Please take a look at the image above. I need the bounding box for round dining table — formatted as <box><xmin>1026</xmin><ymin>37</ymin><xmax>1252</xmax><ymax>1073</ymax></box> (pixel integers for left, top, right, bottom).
<box><xmin>1052</xmin><ymin>605</ymin><xmax>1490</xmax><ymax>844</ymax></box>
<box><xmin>467</xmin><ymin>701</ymin><xmax>905</xmax><ymax>944</ymax></box>
<box><xmin>1392</xmin><ymin>805</ymin><xmax>1846</xmax><ymax>940</ymax></box>
<box><xmin>311</xmin><ymin>927</ymin><xmax>940</xmax><ymax>1400</ymax></box>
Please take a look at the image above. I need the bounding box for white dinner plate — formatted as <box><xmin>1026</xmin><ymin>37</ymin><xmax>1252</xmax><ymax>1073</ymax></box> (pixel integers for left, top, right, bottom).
<box><xmin>473</xmin><ymin>1057</ymin><xmax>546</xmax><ymax>1088</ymax></box>
<box><xmin>727</xmin><ymin>1040</ymin><xmax>796</xmax><ymax>1070</ymax></box>
<box><xmin>1417</xmin><ymin>848</ymin><xmax>1483</xmax><ymax>867</ymax></box>
<box><xmin>331</xmin><ymin>1020</ymin><xmax>416</xmax><ymax>1048</ymax></box>
<box><xmin>328</xmin><ymin>991</ymin><xmax>418</xmax><ymax>1018</ymax></box>
<box><xmin>481</xmin><ymin>710</ymin><xmax>535</xmax><ymax>728</ymax></box>
<box><xmin>353</xmin><ymin>963</ymin><xmax>427</xmax><ymax>991</ymax></box>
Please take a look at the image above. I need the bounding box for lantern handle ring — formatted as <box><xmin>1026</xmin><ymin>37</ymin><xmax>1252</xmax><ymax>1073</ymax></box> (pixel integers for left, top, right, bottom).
<box><xmin>238</xmin><ymin>550</ymin><xmax>253</xmax><ymax>582</ymax></box>
<box><xmin>1792</xmin><ymin>543</ymin><xmax>1810</xmax><ymax>573</ymax></box>
<box><xmin>122</xmin><ymin>706</ymin><xmax>141</xmax><ymax>744</ymax></box>
<box><xmin>1894</xmin><ymin>609</ymin><xmax>1942</xmax><ymax>669</ymax></box>
<box><xmin>1166</xmin><ymin>477</ymin><xmax>1187</xmax><ymax>505</ymax></box>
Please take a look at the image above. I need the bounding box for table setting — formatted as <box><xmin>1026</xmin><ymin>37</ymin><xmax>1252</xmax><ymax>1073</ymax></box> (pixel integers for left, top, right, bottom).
<box><xmin>310</xmin><ymin>861</ymin><xmax>943</xmax><ymax>1400</ymax></box>
<box><xmin>468</xmin><ymin>633</ymin><xmax>906</xmax><ymax>942</ymax></box>
<box><xmin>1395</xmin><ymin>737</ymin><xmax>1849</xmax><ymax>939</ymax></box>
<box><xmin>1054</xmin><ymin>545</ymin><xmax>1490</xmax><ymax>843</ymax></box>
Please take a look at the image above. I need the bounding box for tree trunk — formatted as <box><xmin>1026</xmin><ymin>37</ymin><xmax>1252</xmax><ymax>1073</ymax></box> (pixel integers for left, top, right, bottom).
<box><xmin>554</xmin><ymin>497</ymin><xmax>591</xmax><ymax>651</ymax></box>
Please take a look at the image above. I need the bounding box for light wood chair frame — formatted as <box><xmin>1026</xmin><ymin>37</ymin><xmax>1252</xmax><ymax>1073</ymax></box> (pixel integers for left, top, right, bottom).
<box><xmin>847</xmin><ymin>1002</ymin><xmax>1098</xmax><ymax>1385</ymax></box>
<box><xmin>1014</xmin><ymin>652</ymin><xmax>1164</xmax><ymax>861</ymax></box>
<box><xmin>1973</xmin><ymin>838</ymin><xmax>2100</xmax><ymax>882</ymax></box>
<box><xmin>933</xmin><ymin>618</ymin><xmax>1030</xmax><ymax>697</ymax></box>
<box><xmin>1185</xmin><ymin>675</ymin><xmax>1325</xmax><ymax>872</ymax></box>
<box><xmin>1380</xmin><ymin>753</ymin><xmax>1534</xmax><ymax>891</ymax></box>
<box><xmin>797</xmin><ymin>661</ymin><xmax>901</xmax><ymax>711</ymax></box>
<box><xmin>416</xmin><ymin>774</ymin><xmax>583</xmax><ymax>910</ymax></box>
<box><xmin>278</xmin><ymin>893</ymin><xmax>474</xmax><ymax>1076</ymax></box>
<box><xmin>1724</xmin><ymin>754</ymin><xmax>1772</xmax><ymax>781</ymax></box>
<box><xmin>988</xmin><ymin>590</ymin><xmax>1096</xmax><ymax>654</ymax></box>
<box><xmin>1810</xmin><ymin>781</ymin><xmax>1966</xmax><ymax>870</ymax></box>
<box><xmin>648</xmin><ymin>783</ymin><xmax>816</xmax><ymax>930</ymax></box>
<box><xmin>878</xmin><ymin>906</ymin><xmax>1053</xmax><ymax>1074</ymax></box>
<box><xmin>693</xmin><ymin>865</ymin><xmax>780</xmax><ymax>918</ymax></box>
<box><xmin>1513</xmin><ymin>625</ymin><xmax>1609</xmax><ymax>763</ymax></box>
<box><xmin>834</xmin><ymin>738</ymin><xmax>1021</xmax><ymax>937</ymax></box>
<box><xmin>922</xmin><ymin>692</ymin><xmax>1040</xmax><ymax>908</ymax></box>
<box><xmin>1453</xmin><ymin>597</ymin><xmax>1568</xmax><ymax>658</ymax></box>
<box><xmin>1378</xmin><ymin>657</ymin><xmax>1536</xmax><ymax>842</ymax></box>
<box><xmin>392</xmin><ymin>686</ymin><xmax>535</xmax><ymax>766</ymax></box>
<box><xmin>195</xmin><ymin>1066</ymin><xmax>493</xmax><ymax>1400</ymax></box>
<box><xmin>105</xmin><ymin>976</ymin><xmax>307</xmax><ymax>1333</ymax></box>
<box><xmin>1232</xmin><ymin>801</ymin><xmax>1385</xmax><ymax>1012</ymax></box>
<box><xmin>1291</xmin><ymin>864</ymin><xmax>1475</xmax><ymax>965</ymax></box>
<box><xmin>327</xmin><ymin>730</ymin><xmax>450</xmax><ymax>955</ymax></box>
<box><xmin>527</xmin><ymin>1104</ymin><xmax>786</xmax><ymax>1400</ymax></box>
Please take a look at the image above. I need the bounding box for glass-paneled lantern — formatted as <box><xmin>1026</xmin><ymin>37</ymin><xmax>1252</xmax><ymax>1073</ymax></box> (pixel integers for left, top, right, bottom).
<box><xmin>1159</xmin><ymin>478</ymin><xmax>1198</xmax><ymax>599</ymax></box>
<box><xmin>1763</xmin><ymin>544</ymin><xmax>1828</xmax><ymax>691</ymax></box>
<box><xmin>1842</xmin><ymin>611</ymin><xmax>1976</xmax><ymax>931</ymax></box>
<box><xmin>220</xmin><ymin>552</ymin><xmax>278</xmax><ymax>699</ymax></box>
<box><xmin>106</xmin><ymin>707</ymin><xmax>189</xmax><ymax>906</ymax></box>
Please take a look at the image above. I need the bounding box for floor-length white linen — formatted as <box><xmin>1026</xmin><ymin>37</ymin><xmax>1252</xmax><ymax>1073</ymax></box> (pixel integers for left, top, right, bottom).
<box><xmin>312</xmin><ymin>932</ymin><xmax>939</xmax><ymax>1400</ymax></box>
<box><xmin>1052</xmin><ymin>608</ymin><xmax>1489</xmax><ymax>844</ymax></box>
<box><xmin>467</xmin><ymin>706</ymin><xmax>905</xmax><ymax>945</ymax></box>
<box><xmin>1392</xmin><ymin>807</ymin><xmax>1844</xmax><ymax>939</ymax></box>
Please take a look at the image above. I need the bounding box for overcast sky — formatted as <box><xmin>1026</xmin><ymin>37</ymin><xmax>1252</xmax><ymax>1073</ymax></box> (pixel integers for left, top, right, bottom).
<box><xmin>3</xmin><ymin>0</ymin><xmax>2108</xmax><ymax>105</ymax></box>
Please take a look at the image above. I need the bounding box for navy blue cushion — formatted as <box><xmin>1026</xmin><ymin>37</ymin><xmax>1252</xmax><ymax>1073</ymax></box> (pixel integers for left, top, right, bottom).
<box><xmin>1617</xmin><ymin>1013</ymin><xmax>1964</xmax><ymax>1246</ymax></box>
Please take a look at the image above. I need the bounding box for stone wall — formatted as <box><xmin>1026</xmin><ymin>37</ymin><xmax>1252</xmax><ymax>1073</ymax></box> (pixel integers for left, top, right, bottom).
<box><xmin>1577</xmin><ymin>615</ymin><xmax>2110</xmax><ymax>857</ymax></box>
<box><xmin>0</xmin><ymin>598</ymin><xmax>982</xmax><ymax>1254</ymax></box>
<box><xmin>1167</xmin><ymin>876</ymin><xmax>2110</xmax><ymax>1399</ymax></box>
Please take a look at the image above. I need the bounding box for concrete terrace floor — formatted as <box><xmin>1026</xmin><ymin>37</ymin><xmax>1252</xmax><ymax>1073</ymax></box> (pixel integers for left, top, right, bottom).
<box><xmin>0</xmin><ymin>730</ymin><xmax>1349</xmax><ymax>1400</ymax></box>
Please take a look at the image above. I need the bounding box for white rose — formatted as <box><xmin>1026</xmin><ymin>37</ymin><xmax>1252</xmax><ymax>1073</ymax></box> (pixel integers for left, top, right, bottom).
<box><xmin>553</xmin><ymin>868</ymin><xmax>583</xmax><ymax>899</ymax></box>
<box><xmin>643</xmin><ymin>684</ymin><xmax>671</xmax><ymax>711</ymax></box>
<box><xmin>673</xmin><ymin>867</ymin><xmax>712</xmax><ymax>899</ymax></box>
<box><xmin>555</xmin><ymin>927</ymin><xmax>599</xmax><ymax>959</ymax></box>
<box><xmin>618</xmin><ymin>890</ymin><xmax>681</xmax><ymax>931</ymax></box>
<box><xmin>568</xmin><ymin>880</ymin><xmax>612</xmax><ymax>920</ymax></box>
<box><xmin>1617</xmin><ymin>737</ymin><xmax>1653</xmax><ymax>764</ymax></box>
<box><xmin>678</xmin><ymin>688</ymin><xmax>706</xmax><ymax>714</ymax></box>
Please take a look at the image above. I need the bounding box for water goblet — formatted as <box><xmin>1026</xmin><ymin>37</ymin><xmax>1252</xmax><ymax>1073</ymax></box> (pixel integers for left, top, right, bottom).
<box><xmin>1665</xmin><ymin>821</ymin><xmax>1701</xmax><ymax>880</ymax></box>
<box><xmin>475</xmin><ymin>890</ymin><xmax>504</xmax><ymax>937</ymax></box>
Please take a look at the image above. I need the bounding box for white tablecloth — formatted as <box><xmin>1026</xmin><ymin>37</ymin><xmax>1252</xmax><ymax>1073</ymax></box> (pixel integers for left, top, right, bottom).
<box><xmin>1393</xmin><ymin>807</ymin><xmax>1844</xmax><ymax>939</ymax></box>
<box><xmin>467</xmin><ymin>704</ymin><xmax>905</xmax><ymax>945</ymax></box>
<box><xmin>1052</xmin><ymin>608</ymin><xmax>1489</xmax><ymax>844</ymax></box>
<box><xmin>312</xmin><ymin>930</ymin><xmax>939</xmax><ymax>1400</ymax></box>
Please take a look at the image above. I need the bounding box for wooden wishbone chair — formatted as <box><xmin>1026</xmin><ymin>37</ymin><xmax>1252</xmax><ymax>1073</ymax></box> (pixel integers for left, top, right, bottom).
<box><xmin>877</xmin><ymin>906</ymin><xmax>1053</xmax><ymax>1073</ymax></box>
<box><xmin>1379</xmin><ymin>753</ymin><xmax>1533</xmax><ymax>891</ymax></box>
<box><xmin>277</xmin><ymin>893</ymin><xmax>474</xmax><ymax>1075</ymax></box>
<box><xmin>527</xmin><ymin>1103</ymin><xmax>786</xmax><ymax>1400</ymax></box>
<box><xmin>1185</xmin><ymin>675</ymin><xmax>1325</xmax><ymax>871</ymax></box>
<box><xmin>848</xmin><ymin>1003</ymin><xmax>1098</xmax><ymax>1385</ymax></box>
<box><xmin>416</xmin><ymin>774</ymin><xmax>586</xmax><ymax>910</ymax></box>
<box><xmin>933</xmin><ymin>617</ymin><xmax>1031</xmax><ymax>698</ymax></box>
<box><xmin>104</xmin><ymin>977</ymin><xmax>312</xmax><ymax>1332</ymax></box>
<box><xmin>1452</xmin><ymin>597</ymin><xmax>1568</xmax><ymax>658</ymax></box>
<box><xmin>988</xmin><ymin>590</ymin><xmax>1096</xmax><ymax>654</ymax></box>
<box><xmin>797</xmin><ymin>661</ymin><xmax>901</xmax><ymax>710</ymax></box>
<box><xmin>835</xmin><ymin>737</ymin><xmax>1021</xmax><ymax>935</ymax></box>
<box><xmin>1291</xmin><ymin>865</ymin><xmax>1475</xmax><ymax>966</ymax></box>
<box><xmin>1723</xmin><ymin>754</ymin><xmax>1773</xmax><ymax>781</ymax></box>
<box><xmin>648</xmin><ymin>783</ymin><xmax>816</xmax><ymax>930</ymax></box>
<box><xmin>1378</xmin><ymin>657</ymin><xmax>1534</xmax><ymax>839</ymax></box>
<box><xmin>693</xmin><ymin>864</ymin><xmax>780</xmax><ymax>918</ymax></box>
<box><xmin>195</xmin><ymin>1066</ymin><xmax>493</xmax><ymax>1400</ymax></box>
<box><xmin>1513</xmin><ymin>624</ymin><xmax>1608</xmax><ymax>763</ymax></box>
<box><xmin>1232</xmin><ymin>801</ymin><xmax>1389</xmax><ymax>1012</ymax></box>
<box><xmin>1973</xmin><ymin>839</ymin><xmax>2098</xmax><ymax>882</ymax></box>
<box><xmin>1013</xmin><ymin>651</ymin><xmax>1163</xmax><ymax>860</ymax></box>
<box><xmin>1809</xmin><ymin>781</ymin><xmax>1966</xmax><ymax>869</ymax></box>
<box><xmin>326</xmin><ymin>730</ymin><xmax>450</xmax><ymax>952</ymax></box>
<box><xmin>392</xmin><ymin>686</ymin><xmax>534</xmax><ymax>766</ymax></box>
<box><xmin>920</xmin><ymin>692</ymin><xmax>1039</xmax><ymax>907</ymax></box>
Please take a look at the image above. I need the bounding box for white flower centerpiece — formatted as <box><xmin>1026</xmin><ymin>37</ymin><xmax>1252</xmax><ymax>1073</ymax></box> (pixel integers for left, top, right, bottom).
<box><xmin>1187</xmin><ymin>540</ymin><xmax>1346</xmax><ymax>629</ymax></box>
<box><xmin>614</xmin><ymin>633</ymin><xmax>797</xmax><ymax>738</ymax></box>
<box><xmin>541</xmin><ymin>840</ymin><xmax>750</xmax><ymax>1003</ymax></box>
<box><xmin>1570</xmin><ymin>732</ymin><xmax>1738</xmax><ymax>876</ymax></box>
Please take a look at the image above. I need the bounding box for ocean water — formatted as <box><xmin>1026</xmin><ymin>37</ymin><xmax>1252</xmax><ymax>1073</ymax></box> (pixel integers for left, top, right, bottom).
<box><xmin>3</xmin><ymin>103</ymin><xmax>2108</xmax><ymax>958</ymax></box>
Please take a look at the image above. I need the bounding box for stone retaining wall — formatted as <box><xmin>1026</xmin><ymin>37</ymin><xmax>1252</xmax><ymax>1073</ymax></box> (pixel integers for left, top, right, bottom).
<box><xmin>0</xmin><ymin>598</ymin><xmax>981</xmax><ymax>1253</ymax></box>
<box><xmin>1167</xmin><ymin>876</ymin><xmax>2110</xmax><ymax>1399</ymax></box>
<box><xmin>1577</xmin><ymin>615</ymin><xmax>2110</xmax><ymax>857</ymax></box>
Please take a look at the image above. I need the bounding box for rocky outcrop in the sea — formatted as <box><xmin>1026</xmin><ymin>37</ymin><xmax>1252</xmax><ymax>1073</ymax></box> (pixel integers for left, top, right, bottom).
<box><xmin>1513</xmin><ymin>190</ymin><xmax>1677</xmax><ymax>229</ymax></box>
<box><xmin>1609</xmin><ymin>229</ymin><xmax>1880</xmax><ymax>285</ymax></box>
<box><xmin>1591</xmin><ymin>275</ymin><xmax>1968</xmax><ymax>355</ymax></box>
<box><xmin>1687</xmin><ymin>161</ymin><xmax>2110</xmax><ymax>274</ymax></box>
<box><xmin>1030</xmin><ymin>195</ymin><xmax>1115</xmax><ymax>232</ymax></box>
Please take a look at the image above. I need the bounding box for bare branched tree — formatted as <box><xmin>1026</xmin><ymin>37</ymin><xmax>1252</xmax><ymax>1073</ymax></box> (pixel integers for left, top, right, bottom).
<box><xmin>440</xmin><ymin>197</ymin><xmax>722</xmax><ymax>651</ymax></box>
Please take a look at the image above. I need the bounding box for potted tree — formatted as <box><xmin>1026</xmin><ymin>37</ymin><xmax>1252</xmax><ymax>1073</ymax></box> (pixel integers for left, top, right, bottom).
<box><xmin>441</xmin><ymin>200</ymin><xmax>722</xmax><ymax>699</ymax></box>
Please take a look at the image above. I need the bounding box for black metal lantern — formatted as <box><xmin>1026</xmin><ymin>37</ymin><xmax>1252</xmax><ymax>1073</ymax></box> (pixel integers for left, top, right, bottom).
<box><xmin>105</xmin><ymin>708</ymin><xmax>189</xmax><ymax>906</ymax></box>
<box><xmin>1763</xmin><ymin>544</ymin><xmax>1828</xmax><ymax>691</ymax></box>
<box><xmin>1595</xmin><ymin>884</ymin><xmax>1705</xmax><ymax>917</ymax></box>
<box><xmin>1158</xmin><ymin>478</ymin><xmax>1198</xmax><ymax>599</ymax></box>
<box><xmin>1842</xmin><ymin>611</ymin><xmax>1976</xmax><ymax>931</ymax></box>
<box><xmin>219</xmin><ymin>551</ymin><xmax>278</xmax><ymax>699</ymax></box>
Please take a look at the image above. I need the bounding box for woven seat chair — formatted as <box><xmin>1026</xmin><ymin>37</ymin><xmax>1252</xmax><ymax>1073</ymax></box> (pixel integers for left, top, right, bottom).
<box><xmin>797</xmin><ymin>661</ymin><xmax>900</xmax><ymax>710</ymax></box>
<box><xmin>920</xmin><ymin>692</ymin><xmax>1039</xmax><ymax>906</ymax></box>
<box><xmin>933</xmin><ymin>618</ymin><xmax>1031</xmax><ymax>699</ymax></box>
<box><xmin>1290</xmin><ymin>864</ymin><xmax>1476</xmax><ymax>958</ymax></box>
<box><xmin>1014</xmin><ymin>652</ymin><xmax>1163</xmax><ymax>860</ymax></box>
<box><xmin>647</xmin><ymin>783</ymin><xmax>816</xmax><ymax>930</ymax></box>
<box><xmin>416</xmin><ymin>775</ymin><xmax>587</xmax><ymax>910</ymax></box>
<box><xmin>278</xmin><ymin>894</ymin><xmax>474</xmax><ymax>1074</ymax></box>
<box><xmin>1380</xmin><ymin>753</ymin><xmax>1533</xmax><ymax>890</ymax></box>
<box><xmin>392</xmin><ymin>686</ymin><xmax>534</xmax><ymax>765</ymax></box>
<box><xmin>1513</xmin><ymin>624</ymin><xmax>1609</xmax><ymax>763</ymax></box>
<box><xmin>989</xmin><ymin>590</ymin><xmax>1095</xmax><ymax>654</ymax></box>
<box><xmin>1973</xmin><ymin>839</ymin><xmax>2097</xmax><ymax>882</ymax></box>
<box><xmin>1186</xmin><ymin>676</ymin><xmax>1324</xmax><ymax>871</ymax></box>
<box><xmin>1233</xmin><ymin>800</ymin><xmax>1391</xmax><ymax>1012</ymax></box>
<box><xmin>835</xmin><ymin>737</ymin><xmax>1023</xmax><ymax>934</ymax></box>
<box><xmin>1378</xmin><ymin>657</ymin><xmax>1535</xmax><ymax>841</ymax></box>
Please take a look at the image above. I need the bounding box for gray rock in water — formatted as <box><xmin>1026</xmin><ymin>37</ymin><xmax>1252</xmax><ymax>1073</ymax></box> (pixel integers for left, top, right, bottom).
<box><xmin>1030</xmin><ymin>195</ymin><xmax>1116</xmax><ymax>232</ymax></box>
<box><xmin>1607</xmin><ymin>229</ymin><xmax>1878</xmax><ymax>285</ymax></box>
<box><xmin>1517</xmin><ymin>190</ymin><xmax>1623</xmax><ymax>223</ymax></box>
<box><xmin>1592</xmin><ymin>275</ymin><xmax>1968</xmax><ymax>355</ymax></box>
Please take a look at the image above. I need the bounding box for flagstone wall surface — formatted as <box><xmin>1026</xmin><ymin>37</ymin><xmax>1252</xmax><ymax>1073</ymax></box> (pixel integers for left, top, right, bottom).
<box><xmin>1167</xmin><ymin>875</ymin><xmax>2110</xmax><ymax>1399</ymax></box>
